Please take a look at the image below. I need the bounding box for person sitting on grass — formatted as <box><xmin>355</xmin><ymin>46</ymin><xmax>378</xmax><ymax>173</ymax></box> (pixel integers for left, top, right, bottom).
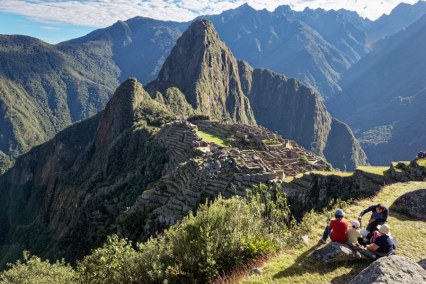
<box><xmin>358</xmin><ymin>203</ymin><xmax>388</xmax><ymax>238</ymax></box>
<box><xmin>319</xmin><ymin>209</ymin><xmax>348</xmax><ymax>244</ymax></box>
<box><xmin>358</xmin><ymin>224</ymin><xmax>395</xmax><ymax>260</ymax></box>
<box><xmin>347</xmin><ymin>220</ymin><xmax>361</xmax><ymax>246</ymax></box>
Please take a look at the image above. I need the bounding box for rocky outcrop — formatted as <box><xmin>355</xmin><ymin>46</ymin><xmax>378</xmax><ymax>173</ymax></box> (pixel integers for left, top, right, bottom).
<box><xmin>312</xmin><ymin>242</ymin><xmax>360</xmax><ymax>263</ymax></box>
<box><xmin>391</xmin><ymin>188</ymin><xmax>426</xmax><ymax>220</ymax></box>
<box><xmin>419</xmin><ymin>259</ymin><xmax>426</xmax><ymax>270</ymax></box>
<box><xmin>349</xmin><ymin>255</ymin><xmax>426</xmax><ymax>284</ymax></box>
<box><xmin>146</xmin><ymin>19</ymin><xmax>255</xmax><ymax>124</ymax></box>
<box><xmin>389</xmin><ymin>160</ymin><xmax>426</xmax><ymax>182</ymax></box>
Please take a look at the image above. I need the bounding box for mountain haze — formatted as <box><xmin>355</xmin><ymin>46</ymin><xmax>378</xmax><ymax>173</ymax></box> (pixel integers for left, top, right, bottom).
<box><xmin>329</xmin><ymin>14</ymin><xmax>426</xmax><ymax>164</ymax></box>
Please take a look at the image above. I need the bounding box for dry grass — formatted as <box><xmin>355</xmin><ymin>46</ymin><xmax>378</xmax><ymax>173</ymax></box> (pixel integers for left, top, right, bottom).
<box><xmin>356</xmin><ymin>166</ymin><xmax>391</xmax><ymax>176</ymax></box>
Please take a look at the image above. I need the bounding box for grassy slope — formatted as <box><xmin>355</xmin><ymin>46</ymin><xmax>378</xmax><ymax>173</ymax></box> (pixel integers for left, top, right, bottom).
<box><xmin>241</xmin><ymin>181</ymin><xmax>426</xmax><ymax>284</ymax></box>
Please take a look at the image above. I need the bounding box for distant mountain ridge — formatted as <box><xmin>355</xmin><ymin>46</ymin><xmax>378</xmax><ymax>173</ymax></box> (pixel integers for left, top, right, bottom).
<box><xmin>0</xmin><ymin>1</ymin><xmax>424</xmax><ymax>170</ymax></box>
<box><xmin>146</xmin><ymin>19</ymin><xmax>366</xmax><ymax>170</ymax></box>
<box><xmin>328</xmin><ymin>14</ymin><xmax>426</xmax><ymax>164</ymax></box>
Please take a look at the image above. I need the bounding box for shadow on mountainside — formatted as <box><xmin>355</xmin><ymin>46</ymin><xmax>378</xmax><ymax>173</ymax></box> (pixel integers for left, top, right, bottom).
<box><xmin>272</xmin><ymin>243</ymin><xmax>368</xmax><ymax>283</ymax></box>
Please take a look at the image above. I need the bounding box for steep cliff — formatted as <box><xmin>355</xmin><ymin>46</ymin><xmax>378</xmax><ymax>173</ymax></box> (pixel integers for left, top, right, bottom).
<box><xmin>238</xmin><ymin>61</ymin><xmax>367</xmax><ymax>170</ymax></box>
<box><xmin>146</xmin><ymin>19</ymin><xmax>256</xmax><ymax>124</ymax></box>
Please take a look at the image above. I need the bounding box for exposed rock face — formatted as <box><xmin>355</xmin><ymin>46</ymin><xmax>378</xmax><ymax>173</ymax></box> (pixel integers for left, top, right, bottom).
<box><xmin>238</xmin><ymin>61</ymin><xmax>367</xmax><ymax>170</ymax></box>
<box><xmin>146</xmin><ymin>19</ymin><xmax>255</xmax><ymax>124</ymax></box>
<box><xmin>282</xmin><ymin>170</ymin><xmax>393</xmax><ymax>219</ymax></box>
<box><xmin>349</xmin><ymin>255</ymin><xmax>426</xmax><ymax>284</ymax></box>
<box><xmin>324</xmin><ymin>118</ymin><xmax>368</xmax><ymax>171</ymax></box>
<box><xmin>391</xmin><ymin>188</ymin><xmax>426</xmax><ymax>220</ymax></box>
<box><xmin>312</xmin><ymin>242</ymin><xmax>360</xmax><ymax>263</ymax></box>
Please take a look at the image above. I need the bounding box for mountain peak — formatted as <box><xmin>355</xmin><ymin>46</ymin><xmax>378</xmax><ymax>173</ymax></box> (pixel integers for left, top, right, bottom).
<box><xmin>93</xmin><ymin>78</ymin><xmax>144</xmax><ymax>153</ymax></box>
<box><xmin>146</xmin><ymin>19</ymin><xmax>256</xmax><ymax>124</ymax></box>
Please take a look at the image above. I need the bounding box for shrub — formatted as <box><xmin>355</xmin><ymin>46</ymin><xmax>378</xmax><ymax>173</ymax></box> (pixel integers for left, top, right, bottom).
<box><xmin>76</xmin><ymin>236</ymin><xmax>139</xmax><ymax>284</ymax></box>
<box><xmin>134</xmin><ymin>190</ymin><xmax>293</xmax><ymax>282</ymax></box>
<box><xmin>0</xmin><ymin>252</ymin><xmax>75</xmax><ymax>284</ymax></box>
<box><xmin>3</xmin><ymin>186</ymin><xmax>294</xmax><ymax>284</ymax></box>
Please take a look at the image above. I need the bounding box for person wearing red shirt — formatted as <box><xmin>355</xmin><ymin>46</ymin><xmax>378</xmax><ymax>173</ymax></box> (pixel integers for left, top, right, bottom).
<box><xmin>319</xmin><ymin>209</ymin><xmax>349</xmax><ymax>244</ymax></box>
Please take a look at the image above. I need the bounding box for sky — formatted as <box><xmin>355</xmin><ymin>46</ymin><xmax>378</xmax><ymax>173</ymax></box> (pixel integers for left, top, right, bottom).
<box><xmin>0</xmin><ymin>0</ymin><xmax>421</xmax><ymax>44</ymax></box>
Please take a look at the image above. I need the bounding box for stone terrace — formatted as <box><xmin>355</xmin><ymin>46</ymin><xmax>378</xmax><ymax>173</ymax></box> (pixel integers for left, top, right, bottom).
<box><xmin>128</xmin><ymin>120</ymin><xmax>330</xmax><ymax>235</ymax></box>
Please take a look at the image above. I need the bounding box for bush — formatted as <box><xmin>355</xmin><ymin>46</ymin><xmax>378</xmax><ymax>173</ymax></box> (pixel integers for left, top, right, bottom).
<box><xmin>0</xmin><ymin>252</ymin><xmax>75</xmax><ymax>284</ymax></box>
<box><xmin>2</xmin><ymin>185</ymin><xmax>294</xmax><ymax>283</ymax></box>
<box><xmin>76</xmin><ymin>236</ymin><xmax>139</xmax><ymax>284</ymax></box>
<box><xmin>134</xmin><ymin>189</ymin><xmax>293</xmax><ymax>282</ymax></box>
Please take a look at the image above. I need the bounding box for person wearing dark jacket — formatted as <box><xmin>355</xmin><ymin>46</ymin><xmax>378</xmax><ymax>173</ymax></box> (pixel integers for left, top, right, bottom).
<box><xmin>358</xmin><ymin>224</ymin><xmax>395</xmax><ymax>260</ymax></box>
<box><xmin>358</xmin><ymin>204</ymin><xmax>388</xmax><ymax>237</ymax></box>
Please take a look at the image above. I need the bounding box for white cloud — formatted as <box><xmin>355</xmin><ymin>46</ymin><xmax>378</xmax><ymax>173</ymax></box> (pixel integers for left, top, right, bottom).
<box><xmin>0</xmin><ymin>0</ymin><xmax>421</xmax><ymax>28</ymax></box>
<box><xmin>40</xmin><ymin>25</ymin><xmax>60</xmax><ymax>30</ymax></box>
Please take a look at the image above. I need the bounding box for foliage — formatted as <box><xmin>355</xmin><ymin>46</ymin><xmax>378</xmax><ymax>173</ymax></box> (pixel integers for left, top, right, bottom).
<box><xmin>4</xmin><ymin>187</ymin><xmax>293</xmax><ymax>283</ymax></box>
<box><xmin>188</xmin><ymin>114</ymin><xmax>210</xmax><ymax>121</ymax></box>
<box><xmin>76</xmin><ymin>236</ymin><xmax>139</xmax><ymax>284</ymax></box>
<box><xmin>0</xmin><ymin>252</ymin><xmax>75</xmax><ymax>284</ymax></box>
<box><xmin>136</xmin><ymin>99</ymin><xmax>175</xmax><ymax>127</ymax></box>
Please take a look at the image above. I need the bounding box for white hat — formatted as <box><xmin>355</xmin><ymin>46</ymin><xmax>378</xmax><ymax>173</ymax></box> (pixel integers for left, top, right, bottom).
<box><xmin>351</xmin><ymin>220</ymin><xmax>360</xmax><ymax>228</ymax></box>
<box><xmin>377</xmin><ymin>224</ymin><xmax>391</xmax><ymax>235</ymax></box>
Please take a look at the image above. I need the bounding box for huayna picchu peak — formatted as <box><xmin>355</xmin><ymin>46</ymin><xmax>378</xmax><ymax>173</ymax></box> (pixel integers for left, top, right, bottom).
<box><xmin>146</xmin><ymin>19</ymin><xmax>256</xmax><ymax>125</ymax></box>
<box><xmin>147</xmin><ymin>19</ymin><xmax>367</xmax><ymax>171</ymax></box>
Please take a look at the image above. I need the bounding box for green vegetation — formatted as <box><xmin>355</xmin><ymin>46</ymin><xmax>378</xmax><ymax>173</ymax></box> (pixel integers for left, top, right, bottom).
<box><xmin>242</xmin><ymin>181</ymin><xmax>426</xmax><ymax>283</ymax></box>
<box><xmin>0</xmin><ymin>185</ymin><xmax>293</xmax><ymax>283</ymax></box>
<box><xmin>0</xmin><ymin>252</ymin><xmax>75</xmax><ymax>284</ymax></box>
<box><xmin>262</xmin><ymin>139</ymin><xmax>283</xmax><ymax>147</ymax></box>
<box><xmin>299</xmin><ymin>156</ymin><xmax>308</xmax><ymax>163</ymax></box>
<box><xmin>0</xmin><ymin>36</ymin><xmax>119</xmax><ymax>160</ymax></box>
<box><xmin>309</xmin><ymin>171</ymin><xmax>353</xmax><ymax>177</ymax></box>
<box><xmin>196</xmin><ymin>130</ymin><xmax>231</xmax><ymax>148</ymax></box>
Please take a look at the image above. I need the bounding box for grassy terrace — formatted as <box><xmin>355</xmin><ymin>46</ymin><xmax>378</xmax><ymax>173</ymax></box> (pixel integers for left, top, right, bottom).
<box><xmin>416</xmin><ymin>158</ymin><xmax>426</xmax><ymax>167</ymax></box>
<box><xmin>284</xmin><ymin>171</ymin><xmax>353</xmax><ymax>183</ymax></box>
<box><xmin>241</xmin><ymin>181</ymin><xmax>426</xmax><ymax>284</ymax></box>
<box><xmin>196</xmin><ymin>130</ymin><xmax>231</xmax><ymax>148</ymax></box>
<box><xmin>356</xmin><ymin>166</ymin><xmax>391</xmax><ymax>176</ymax></box>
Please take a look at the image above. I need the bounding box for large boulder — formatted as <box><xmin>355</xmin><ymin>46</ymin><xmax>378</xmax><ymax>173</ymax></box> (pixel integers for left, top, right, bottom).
<box><xmin>391</xmin><ymin>189</ymin><xmax>426</xmax><ymax>219</ymax></box>
<box><xmin>312</xmin><ymin>242</ymin><xmax>359</xmax><ymax>263</ymax></box>
<box><xmin>350</xmin><ymin>255</ymin><xmax>426</xmax><ymax>284</ymax></box>
<box><xmin>419</xmin><ymin>259</ymin><xmax>426</xmax><ymax>270</ymax></box>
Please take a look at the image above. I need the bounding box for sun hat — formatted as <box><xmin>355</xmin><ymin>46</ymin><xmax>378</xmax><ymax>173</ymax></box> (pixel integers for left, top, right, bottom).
<box><xmin>351</xmin><ymin>220</ymin><xmax>360</xmax><ymax>228</ymax></box>
<box><xmin>377</xmin><ymin>224</ymin><xmax>391</xmax><ymax>235</ymax></box>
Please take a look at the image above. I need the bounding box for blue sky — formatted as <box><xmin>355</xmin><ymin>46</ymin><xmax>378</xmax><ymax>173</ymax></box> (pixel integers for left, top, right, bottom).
<box><xmin>0</xmin><ymin>0</ymin><xmax>420</xmax><ymax>44</ymax></box>
<box><xmin>0</xmin><ymin>12</ymin><xmax>94</xmax><ymax>43</ymax></box>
